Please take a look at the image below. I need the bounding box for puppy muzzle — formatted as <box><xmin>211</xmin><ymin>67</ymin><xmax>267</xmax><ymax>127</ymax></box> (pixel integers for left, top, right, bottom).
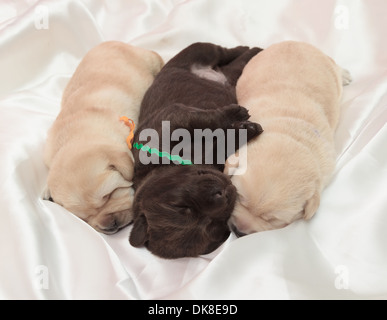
<box><xmin>230</xmin><ymin>223</ymin><xmax>247</xmax><ymax>238</ymax></box>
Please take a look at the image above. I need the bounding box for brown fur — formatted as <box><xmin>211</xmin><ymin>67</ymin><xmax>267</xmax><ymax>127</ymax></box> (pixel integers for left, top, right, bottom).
<box><xmin>130</xmin><ymin>165</ymin><xmax>237</xmax><ymax>258</ymax></box>
<box><xmin>129</xmin><ymin>42</ymin><xmax>263</xmax><ymax>258</ymax></box>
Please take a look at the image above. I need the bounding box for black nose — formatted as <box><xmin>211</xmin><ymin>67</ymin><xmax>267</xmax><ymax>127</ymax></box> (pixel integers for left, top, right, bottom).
<box><xmin>231</xmin><ymin>224</ymin><xmax>247</xmax><ymax>238</ymax></box>
<box><xmin>213</xmin><ymin>189</ymin><xmax>225</xmax><ymax>199</ymax></box>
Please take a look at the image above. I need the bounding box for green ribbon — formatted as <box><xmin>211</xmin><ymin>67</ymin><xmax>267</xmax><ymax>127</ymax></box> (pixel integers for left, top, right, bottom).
<box><xmin>133</xmin><ymin>142</ymin><xmax>193</xmax><ymax>165</ymax></box>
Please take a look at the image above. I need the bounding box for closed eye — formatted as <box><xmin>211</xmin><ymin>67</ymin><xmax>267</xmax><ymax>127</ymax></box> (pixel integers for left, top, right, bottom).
<box><xmin>102</xmin><ymin>193</ymin><xmax>112</xmax><ymax>202</ymax></box>
<box><xmin>108</xmin><ymin>165</ymin><xmax>117</xmax><ymax>171</ymax></box>
<box><xmin>100</xmin><ymin>188</ymin><xmax>118</xmax><ymax>207</ymax></box>
<box><xmin>102</xmin><ymin>186</ymin><xmax>129</xmax><ymax>204</ymax></box>
<box><xmin>261</xmin><ymin>214</ymin><xmax>289</xmax><ymax>228</ymax></box>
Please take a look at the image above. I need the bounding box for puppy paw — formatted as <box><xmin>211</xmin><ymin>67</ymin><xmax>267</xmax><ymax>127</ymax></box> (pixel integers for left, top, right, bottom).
<box><xmin>223</xmin><ymin>104</ymin><xmax>250</xmax><ymax>122</ymax></box>
<box><xmin>248</xmin><ymin>47</ymin><xmax>263</xmax><ymax>58</ymax></box>
<box><xmin>231</xmin><ymin>121</ymin><xmax>263</xmax><ymax>141</ymax></box>
<box><xmin>233</xmin><ymin>46</ymin><xmax>250</xmax><ymax>54</ymax></box>
<box><xmin>341</xmin><ymin>68</ymin><xmax>352</xmax><ymax>86</ymax></box>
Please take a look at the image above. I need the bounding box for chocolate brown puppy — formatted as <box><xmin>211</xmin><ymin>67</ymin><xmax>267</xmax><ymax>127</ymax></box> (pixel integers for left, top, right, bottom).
<box><xmin>129</xmin><ymin>42</ymin><xmax>263</xmax><ymax>258</ymax></box>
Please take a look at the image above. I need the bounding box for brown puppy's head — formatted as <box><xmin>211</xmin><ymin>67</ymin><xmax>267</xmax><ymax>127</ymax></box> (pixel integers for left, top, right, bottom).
<box><xmin>129</xmin><ymin>165</ymin><xmax>236</xmax><ymax>259</ymax></box>
<box><xmin>45</xmin><ymin>144</ymin><xmax>135</xmax><ymax>234</ymax></box>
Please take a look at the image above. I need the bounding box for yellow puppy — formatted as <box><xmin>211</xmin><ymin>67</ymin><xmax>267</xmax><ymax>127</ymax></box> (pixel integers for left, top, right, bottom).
<box><xmin>226</xmin><ymin>41</ymin><xmax>351</xmax><ymax>235</ymax></box>
<box><xmin>43</xmin><ymin>41</ymin><xmax>163</xmax><ymax>234</ymax></box>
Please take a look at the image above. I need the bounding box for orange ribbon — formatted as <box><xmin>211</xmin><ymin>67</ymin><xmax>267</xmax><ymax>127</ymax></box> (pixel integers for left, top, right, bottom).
<box><xmin>119</xmin><ymin>116</ymin><xmax>135</xmax><ymax>149</ymax></box>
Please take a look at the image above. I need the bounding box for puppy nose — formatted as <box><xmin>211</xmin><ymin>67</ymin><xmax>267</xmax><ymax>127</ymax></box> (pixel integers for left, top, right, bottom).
<box><xmin>231</xmin><ymin>224</ymin><xmax>247</xmax><ymax>238</ymax></box>
<box><xmin>101</xmin><ymin>219</ymin><xmax>118</xmax><ymax>234</ymax></box>
<box><xmin>213</xmin><ymin>189</ymin><xmax>225</xmax><ymax>199</ymax></box>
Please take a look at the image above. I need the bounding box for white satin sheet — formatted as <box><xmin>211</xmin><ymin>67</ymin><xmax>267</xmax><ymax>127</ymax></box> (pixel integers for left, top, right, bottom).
<box><xmin>0</xmin><ymin>0</ymin><xmax>386</xmax><ymax>299</ymax></box>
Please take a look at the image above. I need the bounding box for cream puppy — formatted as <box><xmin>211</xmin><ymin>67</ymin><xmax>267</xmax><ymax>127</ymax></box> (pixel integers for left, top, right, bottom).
<box><xmin>43</xmin><ymin>41</ymin><xmax>163</xmax><ymax>234</ymax></box>
<box><xmin>225</xmin><ymin>41</ymin><xmax>351</xmax><ymax>235</ymax></box>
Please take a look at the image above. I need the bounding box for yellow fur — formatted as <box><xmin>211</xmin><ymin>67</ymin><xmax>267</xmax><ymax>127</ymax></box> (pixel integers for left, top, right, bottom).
<box><xmin>44</xmin><ymin>41</ymin><xmax>163</xmax><ymax>234</ymax></box>
<box><xmin>226</xmin><ymin>41</ymin><xmax>351</xmax><ymax>234</ymax></box>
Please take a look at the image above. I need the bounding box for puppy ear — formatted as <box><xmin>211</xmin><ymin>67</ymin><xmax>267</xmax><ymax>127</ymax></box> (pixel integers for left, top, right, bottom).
<box><xmin>108</xmin><ymin>150</ymin><xmax>134</xmax><ymax>182</ymax></box>
<box><xmin>129</xmin><ymin>214</ymin><xmax>149</xmax><ymax>247</ymax></box>
<box><xmin>303</xmin><ymin>191</ymin><xmax>320</xmax><ymax>220</ymax></box>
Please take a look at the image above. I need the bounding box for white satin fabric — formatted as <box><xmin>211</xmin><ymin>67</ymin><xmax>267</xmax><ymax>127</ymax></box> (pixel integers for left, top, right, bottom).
<box><xmin>0</xmin><ymin>0</ymin><xmax>386</xmax><ymax>300</ymax></box>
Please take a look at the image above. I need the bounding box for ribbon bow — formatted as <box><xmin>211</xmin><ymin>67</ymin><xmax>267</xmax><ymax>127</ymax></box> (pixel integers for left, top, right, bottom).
<box><xmin>119</xmin><ymin>116</ymin><xmax>135</xmax><ymax>149</ymax></box>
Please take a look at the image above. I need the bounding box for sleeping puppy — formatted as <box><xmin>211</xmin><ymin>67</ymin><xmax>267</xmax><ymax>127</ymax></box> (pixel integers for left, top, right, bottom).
<box><xmin>225</xmin><ymin>41</ymin><xmax>352</xmax><ymax>235</ymax></box>
<box><xmin>129</xmin><ymin>42</ymin><xmax>263</xmax><ymax>258</ymax></box>
<box><xmin>43</xmin><ymin>41</ymin><xmax>163</xmax><ymax>234</ymax></box>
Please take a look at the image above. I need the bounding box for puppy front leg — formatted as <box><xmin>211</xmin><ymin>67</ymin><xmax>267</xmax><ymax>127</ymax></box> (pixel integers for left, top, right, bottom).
<box><xmin>154</xmin><ymin>103</ymin><xmax>262</xmax><ymax>143</ymax></box>
<box><xmin>164</xmin><ymin>103</ymin><xmax>253</xmax><ymax>129</ymax></box>
<box><xmin>165</xmin><ymin>103</ymin><xmax>262</xmax><ymax>137</ymax></box>
<box><xmin>173</xmin><ymin>103</ymin><xmax>263</xmax><ymax>150</ymax></box>
<box><xmin>153</xmin><ymin>104</ymin><xmax>262</xmax><ymax>169</ymax></box>
<box><xmin>221</xmin><ymin>104</ymin><xmax>263</xmax><ymax>147</ymax></box>
<box><xmin>186</xmin><ymin>103</ymin><xmax>262</xmax><ymax>168</ymax></box>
